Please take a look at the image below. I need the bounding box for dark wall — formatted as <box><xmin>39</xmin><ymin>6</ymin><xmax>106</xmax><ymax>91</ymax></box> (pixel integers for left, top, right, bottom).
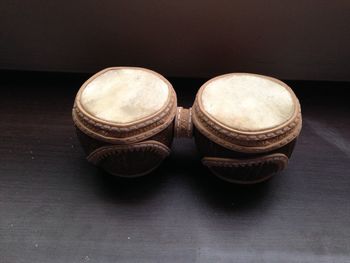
<box><xmin>1</xmin><ymin>0</ymin><xmax>349</xmax><ymax>80</ymax></box>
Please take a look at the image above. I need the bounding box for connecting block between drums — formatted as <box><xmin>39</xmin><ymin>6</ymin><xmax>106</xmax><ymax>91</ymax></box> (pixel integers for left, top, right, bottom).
<box><xmin>174</xmin><ymin>107</ymin><xmax>193</xmax><ymax>138</ymax></box>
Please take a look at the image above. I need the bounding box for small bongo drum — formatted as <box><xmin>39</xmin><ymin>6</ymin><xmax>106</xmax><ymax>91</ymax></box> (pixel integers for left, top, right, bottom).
<box><xmin>72</xmin><ymin>67</ymin><xmax>177</xmax><ymax>177</ymax></box>
<box><xmin>191</xmin><ymin>73</ymin><xmax>302</xmax><ymax>184</ymax></box>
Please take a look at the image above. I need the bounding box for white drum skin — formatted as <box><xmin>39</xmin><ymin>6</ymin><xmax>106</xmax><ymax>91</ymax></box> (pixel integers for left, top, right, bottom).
<box><xmin>81</xmin><ymin>68</ymin><xmax>169</xmax><ymax>124</ymax></box>
<box><xmin>201</xmin><ymin>74</ymin><xmax>295</xmax><ymax>132</ymax></box>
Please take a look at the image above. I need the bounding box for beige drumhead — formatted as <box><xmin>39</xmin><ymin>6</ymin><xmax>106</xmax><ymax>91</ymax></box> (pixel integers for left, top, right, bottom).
<box><xmin>200</xmin><ymin>73</ymin><xmax>296</xmax><ymax>132</ymax></box>
<box><xmin>80</xmin><ymin>67</ymin><xmax>170</xmax><ymax>124</ymax></box>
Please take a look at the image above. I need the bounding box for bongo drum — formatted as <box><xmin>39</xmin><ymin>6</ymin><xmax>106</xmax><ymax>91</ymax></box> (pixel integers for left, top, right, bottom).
<box><xmin>72</xmin><ymin>67</ymin><xmax>177</xmax><ymax>177</ymax></box>
<box><xmin>191</xmin><ymin>73</ymin><xmax>302</xmax><ymax>184</ymax></box>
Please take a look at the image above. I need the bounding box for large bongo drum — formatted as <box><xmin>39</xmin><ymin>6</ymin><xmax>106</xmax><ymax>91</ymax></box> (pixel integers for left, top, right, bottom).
<box><xmin>72</xmin><ymin>67</ymin><xmax>177</xmax><ymax>177</ymax></box>
<box><xmin>191</xmin><ymin>73</ymin><xmax>302</xmax><ymax>184</ymax></box>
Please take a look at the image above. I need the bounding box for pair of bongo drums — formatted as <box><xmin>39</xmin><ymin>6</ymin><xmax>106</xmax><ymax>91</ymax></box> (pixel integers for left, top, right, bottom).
<box><xmin>72</xmin><ymin>67</ymin><xmax>302</xmax><ymax>184</ymax></box>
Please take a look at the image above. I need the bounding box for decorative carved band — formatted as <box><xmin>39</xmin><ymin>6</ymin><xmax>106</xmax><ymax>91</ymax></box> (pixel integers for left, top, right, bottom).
<box><xmin>87</xmin><ymin>140</ymin><xmax>171</xmax><ymax>165</ymax></box>
<box><xmin>191</xmin><ymin>94</ymin><xmax>302</xmax><ymax>153</ymax></box>
<box><xmin>86</xmin><ymin>140</ymin><xmax>171</xmax><ymax>177</ymax></box>
<box><xmin>202</xmin><ymin>153</ymin><xmax>289</xmax><ymax>184</ymax></box>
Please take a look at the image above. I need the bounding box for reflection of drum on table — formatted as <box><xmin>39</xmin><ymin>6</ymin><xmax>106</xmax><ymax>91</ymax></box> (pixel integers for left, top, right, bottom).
<box><xmin>72</xmin><ymin>67</ymin><xmax>177</xmax><ymax>177</ymax></box>
<box><xmin>192</xmin><ymin>73</ymin><xmax>302</xmax><ymax>184</ymax></box>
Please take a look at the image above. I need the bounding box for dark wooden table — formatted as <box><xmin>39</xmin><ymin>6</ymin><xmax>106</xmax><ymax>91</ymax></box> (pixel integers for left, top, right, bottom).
<box><xmin>1</xmin><ymin>71</ymin><xmax>349</xmax><ymax>263</ymax></box>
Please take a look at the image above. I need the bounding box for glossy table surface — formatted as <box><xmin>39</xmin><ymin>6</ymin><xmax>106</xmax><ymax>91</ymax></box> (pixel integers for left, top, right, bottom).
<box><xmin>0</xmin><ymin>71</ymin><xmax>349</xmax><ymax>263</ymax></box>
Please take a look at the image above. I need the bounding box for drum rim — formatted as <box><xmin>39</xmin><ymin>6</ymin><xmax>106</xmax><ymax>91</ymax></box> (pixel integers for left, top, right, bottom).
<box><xmin>72</xmin><ymin>67</ymin><xmax>177</xmax><ymax>143</ymax></box>
<box><xmin>196</xmin><ymin>72</ymin><xmax>301</xmax><ymax>135</ymax></box>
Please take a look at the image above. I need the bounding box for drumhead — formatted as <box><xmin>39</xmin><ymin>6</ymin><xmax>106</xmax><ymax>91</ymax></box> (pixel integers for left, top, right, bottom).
<box><xmin>80</xmin><ymin>67</ymin><xmax>170</xmax><ymax>124</ymax></box>
<box><xmin>200</xmin><ymin>73</ymin><xmax>296</xmax><ymax>132</ymax></box>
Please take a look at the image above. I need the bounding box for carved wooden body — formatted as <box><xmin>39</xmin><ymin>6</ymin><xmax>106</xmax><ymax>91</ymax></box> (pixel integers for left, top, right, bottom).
<box><xmin>73</xmin><ymin>68</ymin><xmax>302</xmax><ymax>183</ymax></box>
<box><xmin>191</xmin><ymin>73</ymin><xmax>302</xmax><ymax>184</ymax></box>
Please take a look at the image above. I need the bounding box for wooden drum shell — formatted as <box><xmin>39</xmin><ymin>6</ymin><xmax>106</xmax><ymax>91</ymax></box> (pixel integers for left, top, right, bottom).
<box><xmin>193</xmin><ymin>128</ymin><xmax>298</xmax><ymax>183</ymax></box>
<box><xmin>191</xmin><ymin>73</ymin><xmax>302</xmax><ymax>184</ymax></box>
<box><xmin>72</xmin><ymin>67</ymin><xmax>177</xmax><ymax>177</ymax></box>
<box><xmin>75</xmin><ymin>123</ymin><xmax>174</xmax><ymax>177</ymax></box>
